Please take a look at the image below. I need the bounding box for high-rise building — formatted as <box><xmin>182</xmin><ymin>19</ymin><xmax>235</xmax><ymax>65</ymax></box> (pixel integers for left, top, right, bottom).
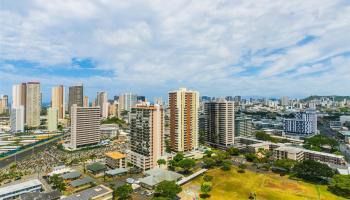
<box><xmin>129</xmin><ymin>103</ymin><xmax>164</xmax><ymax>171</ymax></box>
<box><xmin>204</xmin><ymin>99</ymin><xmax>235</xmax><ymax>149</ymax></box>
<box><xmin>51</xmin><ymin>85</ymin><xmax>64</xmax><ymax>119</ymax></box>
<box><xmin>70</xmin><ymin>105</ymin><xmax>100</xmax><ymax>149</ymax></box>
<box><xmin>83</xmin><ymin>96</ymin><xmax>89</xmax><ymax>107</ymax></box>
<box><xmin>281</xmin><ymin>96</ymin><xmax>289</xmax><ymax>106</ymax></box>
<box><xmin>12</xmin><ymin>83</ymin><xmax>27</xmax><ymax>120</ymax></box>
<box><xmin>10</xmin><ymin>106</ymin><xmax>24</xmax><ymax>133</ymax></box>
<box><xmin>108</xmin><ymin>101</ymin><xmax>119</xmax><ymax>117</ymax></box>
<box><xmin>169</xmin><ymin>88</ymin><xmax>199</xmax><ymax>152</ymax></box>
<box><xmin>284</xmin><ymin>109</ymin><xmax>317</xmax><ymax>135</ymax></box>
<box><xmin>97</xmin><ymin>91</ymin><xmax>108</xmax><ymax>118</ymax></box>
<box><xmin>119</xmin><ymin>93</ymin><xmax>138</xmax><ymax>112</ymax></box>
<box><xmin>26</xmin><ymin>82</ymin><xmax>41</xmax><ymax>127</ymax></box>
<box><xmin>234</xmin><ymin>96</ymin><xmax>241</xmax><ymax>103</ymax></box>
<box><xmin>68</xmin><ymin>84</ymin><xmax>83</xmax><ymax>114</ymax></box>
<box><xmin>47</xmin><ymin>107</ymin><xmax>58</xmax><ymax>132</ymax></box>
<box><xmin>137</xmin><ymin>96</ymin><xmax>146</xmax><ymax>102</ymax></box>
<box><xmin>0</xmin><ymin>95</ymin><xmax>9</xmax><ymax>114</ymax></box>
<box><xmin>235</xmin><ymin>115</ymin><xmax>255</xmax><ymax>138</ymax></box>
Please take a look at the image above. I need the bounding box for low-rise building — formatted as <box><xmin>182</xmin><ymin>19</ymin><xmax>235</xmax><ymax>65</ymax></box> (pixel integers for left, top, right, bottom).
<box><xmin>273</xmin><ymin>146</ymin><xmax>304</xmax><ymax>161</ymax></box>
<box><xmin>62</xmin><ymin>185</ymin><xmax>113</xmax><ymax>200</ymax></box>
<box><xmin>0</xmin><ymin>179</ymin><xmax>43</xmax><ymax>200</ymax></box>
<box><xmin>105</xmin><ymin>151</ymin><xmax>126</xmax><ymax>169</ymax></box>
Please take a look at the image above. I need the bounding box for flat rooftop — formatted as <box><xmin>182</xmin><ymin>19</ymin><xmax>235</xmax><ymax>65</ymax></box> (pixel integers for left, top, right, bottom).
<box><xmin>105</xmin><ymin>151</ymin><xmax>126</xmax><ymax>159</ymax></box>
<box><xmin>61</xmin><ymin>185</ymin><xmax>112</xmax><ymax>200</ymax></box>
<box><xmin>0</xmin><ymin>179</ymin><xmax>42</xmax><ymax>196</ymax></box>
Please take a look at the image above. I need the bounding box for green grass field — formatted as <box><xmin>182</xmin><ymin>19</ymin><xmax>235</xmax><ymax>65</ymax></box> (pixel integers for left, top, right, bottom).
<box><xmin>180</xmin><ymin>166</ymin><xmax>346</xmax><ymax>200</ymax></box>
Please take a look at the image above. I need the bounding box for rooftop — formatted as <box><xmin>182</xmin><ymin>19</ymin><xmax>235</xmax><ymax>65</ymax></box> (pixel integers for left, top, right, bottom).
<box><xmin>275</xmin><ymin>146</ymin><xmax>304</xmax><ymax>154</ymax></box>
<box><xmin>70</xmin><ymin>176</ymin><xmax>95</xmax><ymax>187</ymax></box>
<box><xmin>139</xmin><ymin>168</ymin><xmax>182</xmax><ymax>187</ymax></box>
<box><xmin>105</xmin><ymin>151</ymin><xmax>126</xmax><ymax>160</ymax></box>
<box><xmin>0</xmin><ymin>179</ymin><xmax>42</xmax><ymax>196</ymax></box>
<box><xmin>105</xmin><ymin>168</ymin><xmax>128</xmax><ymax>176</ymax></box>
<box><xmin>60</xmin><ymin>171</ymin><xmax>81</xmax><ymax>180</ymax></box>
<box><xmin>61</xmin><ymin>185</ymin><xmax>112</xmax><ymax>200</ymax></box>
<box><xmin>87</xmin><ymin>162</ymin><xmax>107</xmax><ymax>173</ymax></box>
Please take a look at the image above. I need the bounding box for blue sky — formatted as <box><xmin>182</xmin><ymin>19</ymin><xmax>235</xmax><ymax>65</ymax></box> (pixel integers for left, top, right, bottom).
<box><xmin>0</xmin><ymin>0</ymin><xmax>350</xmax><ymax>102</ymax></box>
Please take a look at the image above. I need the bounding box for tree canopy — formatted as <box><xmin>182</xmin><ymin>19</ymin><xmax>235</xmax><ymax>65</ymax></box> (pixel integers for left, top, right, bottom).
<box><xmin>178</xmin><ymin>159</ymin><xmax>196</xmax><ymax>174</ymax></box>
<box><xmin>303</xmin><ymin>135</ymin><xmax>338</xmax><ymax>153</ymax></box>
<box><xmin>114</xmin><ymin>184</ymin><xmax>133</xmax><ymax>200</ymax></box>
<box><xmin>328</xmin><ymin>175</ymin><xmax>350</xmax><ymax>199</ymax></box>
<box><xmin>293</xmin><ymin>160</ymin><xmax>334</xmax><ymax>183</ymax></box>
<box><xmin>154</xmin><ymin>181</ymin><xmax>182</xmax><ymax>199</ymax></box>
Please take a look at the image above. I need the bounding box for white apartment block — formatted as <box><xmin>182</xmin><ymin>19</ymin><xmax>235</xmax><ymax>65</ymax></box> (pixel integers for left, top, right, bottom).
<box><xmin>47</xmin><ymin>107</ymin><xmax>58</xmax><ymax>132</ymax></box>
<box><xmin>284</xmin><ymin>109</ymin><xmax>317</xmax><ymax>135</ymax></box>
<box><xmin>128</xmin><ymin>103</ymin><xmax>164</xmax><ymax>171</ymax></box>
<box><xmin>70</xmin><ymin>105</ymin><xmax>101</xmax><ymax>150</ymax></box>
<box><xmin>11</xmin><ymin>106</ymin><xmax>24</xmax><ymax>133</ymax></box>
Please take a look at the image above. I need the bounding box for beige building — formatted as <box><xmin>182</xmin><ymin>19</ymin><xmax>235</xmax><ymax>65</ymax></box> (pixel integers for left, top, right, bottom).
<box><xmin>70</xmin><ymin>105</ymin><xmax>100</xmax><ymax>150</ymax></box>
<box><xmin>83</xmin><ymin>96</ymin><xmax>89</xmax><ymax>107</ymax></box>
<box><xmin>12</xmin><ymin>83</ymin><xmax>27</xmax><ymax>120</ymax></box>
<box><xmin>204</xmin><ymin>99</ymin><xmax>235</xmax><ymax>149</ymax></box>
<box><xmin>51</xmin><ymin>85</ymin><xmax>64</xmax><ymax>119</ymax></box>
<box><xmin>0</xmin><ymin>95</ymin><xmax>9</xmax><ymax>114</ymax></box>
<box><xmin>105</xmin><ymin>152</ymin><xmax>126</xmax><ymax>169</ymax></box>
<box><xmin>108</xmin><ymin>100</ymin><xmax>119</xmax><ymax>117</ymax></box>
<box><xmin>97</xmin><ymin>91</ymin><xmax>108</xmax><ymax>118</ymax></box>
<box><xmin>273</xmin><ymin>146</ymin><xmax>304</xmax><ymax>161</ymax></box>
<box><xmin>128</xmin><ymin>103</ymin><xmax>164</xmax><ymax>171</ymax></box>
<box><xmin>47</xmin><ymin>107</ymin><xmax>58</xmax><ymax>132</ymax></box>
<box><xmin>26</xmin><ymin>82</ymin><xmax>41</xmax><ymax>127</ymax></box>
<box><xmin>169</xmin><ymin>88</ymin><xmax>199</xmax><ymax>152</ymax></box>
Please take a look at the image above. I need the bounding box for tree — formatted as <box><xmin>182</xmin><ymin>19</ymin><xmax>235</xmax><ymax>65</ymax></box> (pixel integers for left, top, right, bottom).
<box><xmin>168</xmin><ymin>160</ymin><xmax>177</xmax><ymax>171</ymax></box>
<box><xmin>154</xmin><ymin>181</ymin><xmax>182</xmax><ymax>199</ymax></box>
<box><xmin>255</xmin><ymin>131</ymin><xmax>278</xmax><ymax>143</ymax></box>
<box><xmin>293</xmin><ymin>160</ymin><xmax>335</xmax><ymax>183</ymax></box>
<box><xmin>213</xmin><ymin>150</ymin><xmax>229</xmax><ymax>165</ymax></box>
<box><xmin>220</xmin><ymin>161</ymin><xmax>231</xmax><ymax>171</ymax></box>
<box><xmin>200</xmin><ymin>182</ymin><xmax>212</xmax><ymax>198</ymax></box>
<box><xmin>173</xmin><ymin>153</ymin><xmax>184</xmax><ymax>162</ymax></box>
<box><xmin>157</xmin><ymin>159</ymin><xmax>167</xmax><ymax>167</ymax></box>
<box><xmin>203</xmin><ymin>175</ymin><xmax>213</xmax><ymax>182</ymax></box>
<box><xmin>303</xmin><ymin>135</ymin><xmax>338</xmax><ymax>153</ymax></box>
<box><xmin>227</xmin><ymin>147</ymin><xmax>240</xmax><ymax>156</ymax></box>
<box><xmin>152</xmin><ymin>197</ymin><xmax>170</xmax><ymax>200</ymax></box>
<box><xmin>49</xmin><ymin>174</ymin><xmax>66</xmax><ymax>192</ymax></box>
<box><xmin>114</xmin><ymin>184</ymin><xmax>133</xmax><ymax>200</ymax></box>
<box><xmin>204</xmin><ymin>150</ymin><xmax>213</xmax><ymax>157</ymax></box>
<box><xmin>203</xmin><ymin>158</ymin><xmax>215</xmax><ymax>169</ymax></box>
<box><xmin>328</xmin><ymin>175</ymin><xmax>350</xmax><ymax>199</ymax></box>
<box><xmin>178</xmin><ymin>159</ymin><xmax>196</xmax><ymax>174</ymax></box>
<box><xmin>273</xmin><ymin>159</ymin><xmax>297</xmax><ymax>172</ymax></box>
<box><xmin>164</xmin><ymin>139</ymin><xmax>172</xmax><ymax>153</ymax></box>
<box><xmin>245</xmin><ymin>153</ymin><xmax>258</xmax><ymax>162</ymax></box>
<box><xmin>199</xmin><ymin>130</ymin><xmax>206</xmax><ymax>145</ymax></box>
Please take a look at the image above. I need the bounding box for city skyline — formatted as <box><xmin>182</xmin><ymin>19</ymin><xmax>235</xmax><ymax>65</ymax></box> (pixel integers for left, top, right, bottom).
<box><xmin>1</xmin><ymin>0</ymin><xmax>350</xmax><ymax>101</ymax></box>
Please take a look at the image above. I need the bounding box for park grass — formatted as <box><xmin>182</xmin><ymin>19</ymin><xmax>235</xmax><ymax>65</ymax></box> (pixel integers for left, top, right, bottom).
<box><xmin>180</xmin><ymin>166</ymin><xmax>346</xmax><ymax>200</ymax></box>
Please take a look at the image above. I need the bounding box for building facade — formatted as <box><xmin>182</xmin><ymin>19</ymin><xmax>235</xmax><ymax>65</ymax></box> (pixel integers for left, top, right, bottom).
<box><xmin>235</xmin><ymin>115</ymin><xmax>255</xmax><ymax>138</ymax></box>
<box><xmin>83</xmin><ymin>96</ymin><xmax>89</xmax><ymax>107</ymax></box>
<box><xmin>70</xmin><ymin>105</ymin><xmax>100</xmax><ymax>150</ymax></box>
<box><xmin>0</xmin><ymin>95</ymin><xmax>9</xmax><ymax>114</ymax></box>
<box><xmin>47</xmin><ymin>107</ymin><xmax>58</xmax><ymax>132</ymax></box>
<box><xmin>51</xmin><ymin>85</ymin><xmax>64</xmax><ymax>119</ymax></box>
<box><xmin>119</xmin><ymin>93</ymin><xmax>138</xmax><ymax>112</ymax></box>
<box><xmin>68</xmin><ymin>84</ymin><xmax>83</xmax><ymax>114</ymax></box>
<box><xmin>128</xmin><ymin>103</ymin><xmax>164</xmax><ymax>171</ymax></box>
<box><xmin>12</xmin><ymin>83</ymin><xmax>27</xmax><ymax>121</ymax></box>
<box><xmin>26</xmin><ymin>82</ymin><xmax>41</xmax><ymax>127</ymax></box>
<box><xmin>97</xmin><ymin>91</ymin><xmax>108</xmax><ymax>118</ymax></box>
<box><xmin>284</xmin><ymin>109</ymin><xmax>317</xmax><ymax>135</ymax></box>
<box><xmin>169</xmin><ymin>88</ymin><xmax>199</xmax><ymax>152</ymax></box>
<box><xmin>204</xmin><ymin>99</ymin><xmax>235</xmax><ymax>149</ymax></box>
<box><xmin>10</xmin><ymin>106</ymin><xmax>24</xmax><ymax>133</ymax></box>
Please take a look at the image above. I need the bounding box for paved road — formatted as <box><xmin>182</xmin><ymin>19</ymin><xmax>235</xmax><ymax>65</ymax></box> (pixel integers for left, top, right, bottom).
<box><xmin>0</xmin><ymin>137</ymin><xmax>61</xmax><ymax>168</ymax></box>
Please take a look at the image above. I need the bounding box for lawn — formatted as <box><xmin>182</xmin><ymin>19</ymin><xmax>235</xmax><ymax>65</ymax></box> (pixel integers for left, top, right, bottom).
<box><xmin>180</xmin><ymin>166</ymin><xmax>346</xmax><ymax>200</ymax></box>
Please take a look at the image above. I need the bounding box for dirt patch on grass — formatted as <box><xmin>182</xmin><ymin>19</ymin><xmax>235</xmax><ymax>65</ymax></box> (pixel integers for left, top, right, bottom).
<box><xmin>265</xmin><ymin>180</ymin><xmax>303</xmax><ymax>192</ymax></box>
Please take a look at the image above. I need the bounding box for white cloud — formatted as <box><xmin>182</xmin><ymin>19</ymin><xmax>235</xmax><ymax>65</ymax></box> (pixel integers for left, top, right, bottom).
<box><xmin>0</xmin><ymin>0</ymin><xmax>350</xmax><ymax>100</ymax></box>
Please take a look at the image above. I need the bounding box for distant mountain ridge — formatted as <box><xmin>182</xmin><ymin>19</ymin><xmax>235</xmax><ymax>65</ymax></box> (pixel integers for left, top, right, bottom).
<box><xmin>303</xmin><ymin>95</ymin><xmax>350</xmax><ymax>101</ymax></box>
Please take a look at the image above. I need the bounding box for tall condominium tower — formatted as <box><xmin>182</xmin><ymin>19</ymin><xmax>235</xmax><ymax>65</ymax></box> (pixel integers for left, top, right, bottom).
<box><xmin>68</xmin><ymin>84</ymin><xmax>83</xmax><ymax>114</ymax></box>
<box><xmin>284</xmin><ymin>109</ymin><xmax>317</xmax><ymax>135</ymax></box>
<box><xmin>235</xmin><ymin>114</ymin><xmax>255</xmax><ymax>138</ymax></box>
<box><xmin>281</xmin><ymin>96</ymin><xmax>289</xmax><ymax>106</ymax></box>
<box><xmin>129</xmin><ymin>103</ymin><xmax>164</xmax><ymax>171</ymax></box>
<box><xmin>97</xmin><ymin>91</ymin><xmax>108</xmax><ymax>118</ymax></box>
<box><xmin>169</xmin><ymin>88</ymin><xmax>199</xmax><ymax>152</ymax></box>
<box><xmin>83</xmin><ymin>96</ymin><xmax>89</xmax><ymax>107</ymax></box>
<box><xmin>119</xmin><ymin>93</ymin><xmax>138</xmax><ymax>112</ymax></box>
<box><xmin>204</xmin><ymin>99</ymin><xmax>235</xmax><ymax>149</ymax></box>
<box><xmin>12</xmin><ymin>83</ymin><xmax>27</xmax><ymax>120</ymax></box>
<box><xmin>26</xmin><ymin>82</ymin><xmax>41</xmax><ymax>127</ymax></box>
<box><xmin>0</xmin><ymin>95</ymin><xmax>9</xmax><ymax>114</ymax></box>
<box><xmin>51</xmin><ymin>85</ymin><xmax>65</xmax><ymax>119</ymax></box>
<box><xmin>70</xmin><ymin>105</ymin><xmax>100</xmax><ymax>149</ymax></box>
<box><xmin>47</xmin><ymin>107</ymin><xmax>58</xmax><ymax>132</ymax></box>
<box><xmin>10</xmin><ymin>106</ymin><xmax>24</xmax><ymax>133</ymax></box>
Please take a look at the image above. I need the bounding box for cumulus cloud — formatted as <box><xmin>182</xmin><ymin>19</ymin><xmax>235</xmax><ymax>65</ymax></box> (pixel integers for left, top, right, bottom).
<box><xmin>0</xmin><ymin>0</ymin><xmax>349</xmax><ymax>100</ymax></box>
